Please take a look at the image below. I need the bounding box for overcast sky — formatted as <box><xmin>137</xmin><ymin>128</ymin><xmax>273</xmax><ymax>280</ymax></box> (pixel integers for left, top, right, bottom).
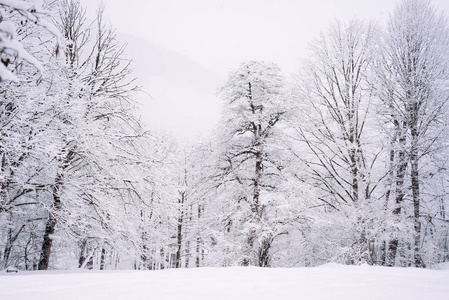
<box><xmin>80</xmin><ymin>0</ymin><xmax>449</xmax><ymax>140</ymax></box>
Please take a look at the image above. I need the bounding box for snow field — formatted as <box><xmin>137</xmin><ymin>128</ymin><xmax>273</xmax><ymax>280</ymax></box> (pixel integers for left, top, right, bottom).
<box><xmin>0</xmin><ymin>264</ymin><xmax>448</xmax><ymax>300</ymax></box>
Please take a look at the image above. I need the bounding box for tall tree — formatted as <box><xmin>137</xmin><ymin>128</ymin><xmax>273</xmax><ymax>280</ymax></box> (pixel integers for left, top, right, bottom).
<box><xmin>292</xmin><ymin>20</ymin><xmax>382</xmax><ymax>264</ymax></box>
<box><xmin>0</xmin><ymin>0</ymin><xmax>61</xmax><ymax>269</ymax></box>
<box><xmin>378</xmin><ymin>0</ymin><xmax>449</xmax><ymax>267</ymax></box>
<box><xmin>212</xmin><ymin>61</ymin><xmax>289</xmax><ymax>267</ymax></box>
<box><xmin>38</xmin><ymin>0</ymin><xmax>140</xmax><ymax>270</ymax></box>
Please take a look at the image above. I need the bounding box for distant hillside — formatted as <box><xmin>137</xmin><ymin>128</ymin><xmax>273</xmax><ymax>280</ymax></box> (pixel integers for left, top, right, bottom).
<box><xmin>117</xmin><ymin>32</ymin><xmax>223</xmax><ymax>139</ymax></box>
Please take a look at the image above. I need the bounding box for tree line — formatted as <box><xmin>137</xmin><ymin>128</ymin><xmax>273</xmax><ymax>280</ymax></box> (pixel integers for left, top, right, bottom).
<box><xmin>1</xmin><ymin>0</ymin><xmax>448</xmax><ymax>270</ymax></box>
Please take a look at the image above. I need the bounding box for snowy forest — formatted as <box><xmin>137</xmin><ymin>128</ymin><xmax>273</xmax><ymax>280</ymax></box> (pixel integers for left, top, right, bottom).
<box><xmin>1</xmin><ymin>0</ymin><xmax>449</xmax><ymax>272</ymax></box>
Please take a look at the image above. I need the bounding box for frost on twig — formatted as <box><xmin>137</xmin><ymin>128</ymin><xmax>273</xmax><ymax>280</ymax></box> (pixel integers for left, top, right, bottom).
<box><xmin>0</xmin><ymin>0</ymin><xmax>60</xmax><ymax>81</ymax></box>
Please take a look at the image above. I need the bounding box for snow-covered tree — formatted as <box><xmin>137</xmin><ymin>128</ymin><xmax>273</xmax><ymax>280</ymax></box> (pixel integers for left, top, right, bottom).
<box><xmin>0</xmin><ymin>0</ymin><xmax>175</xmax><ymax>272</ymax></box>
<box><xmin>169</xmin><ymin>140</ymin><xmax>217</xmax><ymax>268</ymax></box>
<box><xmin>0</xmin><ymin>0</ymin><xmax>62</xmax><ymax>270</ymax></box>
<box><xmin>377</xmin><ymin>0</ymin><xmax>449</xmax><ymax>267</ymax></box>
<box><xmin>211</xmin><ymin>61</ymin><xmax>292</xmax><ymax>267</ymax></box>
<box><xmin>36</xmin><ymin>0</ymin><xmax>145</xmax><ymax>270</ymax></box>
<box><xmin>291</xmin><ymin>20</ymin><xmax>384</xmax><ymax>265</ymax></box>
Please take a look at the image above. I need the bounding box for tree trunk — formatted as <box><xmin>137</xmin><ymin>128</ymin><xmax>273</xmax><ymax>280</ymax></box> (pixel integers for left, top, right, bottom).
<box><xmin>79</xmin><ymin>248</ymin><xmax>95</xmax><ymax>269</ymax></box>
<box><xmin>2</xmin><ymin>216</ymin><xmax>25</xmax><ymax>269</ymax></box>
<box><xmin>410</xmin><ymin>155</ymin><xmax>424</xmax><ymax>267</ymax></box>
<box><xmin>78</xmin><ymin>239</ymin><xmax>87</xmax><ymax>268</ymax></box>
<box><xmin>410</xmin><ymin>106</ymin><xmax>425</xmax><ymax>267</ymax></box>
<box><xmin>159</xmin><ymin>248</ymin><xmax>165</xmax><ymax>270</ymax></box>
<box><xmin>258</xmin><ymin>235</ymin><xmax>273</xmax><ymax>267</ymax></box>
<box><xmin>100</xmin><ymin>247</ymin><xmax>106</xmax><ymax>270</ymax></box>
<box><xmin>350</xmin><ymin>148</ymin><xmax>359</xmax><ymax>202</ymax></box>
<box><xmin>37</xmin><ymin>216</ymin><xmax>56</xmax><ymax>270</ymax></box>
<box><xmin>2</xmin><ymin>240</ymin><xmax>12</xmax><ymax>269</ymax></box>
<box><xmin>382</xmin><ymin>140</ymin><xmax>396</xmax><ymax>266</ymax></box>
<box><xmin>175</xmin><ymin>191</ymin><xmax>185</xmax><ymax>268</ymax></box>
<box><xmin>388</xmin><ymin>119</ymin><xmax>407</xmax><ymax>267</ymax></box>
<box><xmin>196</xmin><ymin>204</ymin><xmax>203</xmax><ymax>268</ymax></box>
<box><xmin>38</xmin><ymin>172</ymin><xmax>63</xmax><ymax>270</ymax></box>
<box><xmin>185</xmin><ymin>240</ymin><xmax>190</xmax><ymax>268</ymax></box>
<box><xmin>38</xmin><ymin>148</ymin><xmax>75</xmax><ymax>270</ymax></box>
<box><xmin>253</xmin><ymin>151</ymin><xmax>263</xmax><ymax>216</ymax></box>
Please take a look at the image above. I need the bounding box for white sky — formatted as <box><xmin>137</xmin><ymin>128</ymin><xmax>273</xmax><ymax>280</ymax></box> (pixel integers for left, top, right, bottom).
<box><xmin>81</xmin><ymin>0</ymin><xmax>449</xmax><ymax>140</ymax></box>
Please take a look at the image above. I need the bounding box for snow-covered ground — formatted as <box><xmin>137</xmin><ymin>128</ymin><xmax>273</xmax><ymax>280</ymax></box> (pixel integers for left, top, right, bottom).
<box><xmin>1</xmin><ymin>264</ymin><xmax>448</xmax><ymax>300</ymax></box>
